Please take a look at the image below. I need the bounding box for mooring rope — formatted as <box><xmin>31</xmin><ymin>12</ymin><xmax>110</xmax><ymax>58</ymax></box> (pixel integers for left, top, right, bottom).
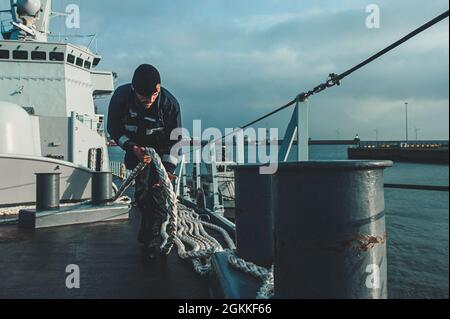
<box><xmin>139</xmin><ymin>147</ymin><xmax>274</xmax><ymax>298</ymax></box>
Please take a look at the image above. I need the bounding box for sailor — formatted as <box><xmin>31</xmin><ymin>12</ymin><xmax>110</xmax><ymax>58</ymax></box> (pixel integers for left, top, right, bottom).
<box><xmin>107</xmin><ymin>64</ymin><xmax>182</xmax><ymax>258</ymax></box>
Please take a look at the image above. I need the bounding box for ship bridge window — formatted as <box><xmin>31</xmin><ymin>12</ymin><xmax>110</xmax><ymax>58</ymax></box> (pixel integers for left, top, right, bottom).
<box><xmin>93</xmin><ymin>57</ymin><xmax>100</xmax><ymax>67</ymax></box>
<box><xmin>67</xmin><ymin>54</ymin><xmax>75</xmax><ymax>64</ymax></box>
<box><xmin>0</xmin><ymin>50</ymin><xmax>9</xmax><ymax>59</ymax></box>
<box><xmin>31</xmin><ymin>51</ymin><xmax>46</xmax><ymax>61</ymax></box>
<box><xmin>49</xmin><ymin>52</ymin><xmax>64</xmax><ymax>61</ymax></box>
<box><xmin>12</xmin><ymin>50</ymin><xmax>28</xmax><ymax>60</ymax></box>
<box><xmin>84</xmin><ymin>60</ymin><xmax>91</xmax><ymax>69</ymax></box>
<box><xmin>76</xmin><ymin>57</ymin><xmax>84</xmax><ymax>67</ymax></box>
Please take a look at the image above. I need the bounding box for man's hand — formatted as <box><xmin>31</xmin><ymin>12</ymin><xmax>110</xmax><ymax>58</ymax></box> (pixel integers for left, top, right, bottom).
<box><xmin>152</xmin><ymin>172</ymin><xmax>177</xmax><ymax>195</ymax></box>
<box><xmin>167</xmin><ymin>172</ymin><xmax>177</xmax><ymax>182</ymax></box>
<box><xmin>133</xmin><ymin>146</ymin><xmax>152</xmax><ymax>164</ymax></box>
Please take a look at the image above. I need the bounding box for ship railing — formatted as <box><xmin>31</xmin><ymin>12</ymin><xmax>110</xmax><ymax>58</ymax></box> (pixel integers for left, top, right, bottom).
<box><xmin>172</xmin><ymin>96</ymin><xmax>310</xmax><ymax>215</ymax></box>
<box><xmin>46</xmin><ymin>34</ymin><xmax>98</xmax><ymax>51</ymax></box>
<box><xmin>74</xmin><ymin>113</ymin><xmax>105</xmax><ymax>135</ymax></box>
<box><xmin>110</xmin><ymin>161</ymin><xmax>131</xmax><ymax>180</ymax></box>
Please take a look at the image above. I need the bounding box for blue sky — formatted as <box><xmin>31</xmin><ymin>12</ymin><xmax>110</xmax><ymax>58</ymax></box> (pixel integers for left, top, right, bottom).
<box><xmin>12</xmin><ymin>0</ymin><xmax>450</xmax><ymax>140</ymax></box>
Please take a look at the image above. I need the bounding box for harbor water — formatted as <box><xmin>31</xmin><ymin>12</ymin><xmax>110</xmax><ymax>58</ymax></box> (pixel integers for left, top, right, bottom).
<box><xmin>108</xmin><ymin>145</ymin><xmax>449</xmax><ymax>299</ymax></box>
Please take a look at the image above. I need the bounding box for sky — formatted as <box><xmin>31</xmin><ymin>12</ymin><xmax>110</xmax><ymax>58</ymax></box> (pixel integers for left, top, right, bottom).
<box><xmin>11</xmin><ymin>0</ymin><xmax>450</xmax><ymax>140</ymax></box>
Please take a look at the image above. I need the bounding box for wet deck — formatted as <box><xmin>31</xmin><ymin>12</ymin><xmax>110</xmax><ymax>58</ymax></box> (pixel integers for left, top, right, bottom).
<box><xmin>0</xmin><ymin>207</ymin><xmax>210</xmax><ymax>299</ymax></box>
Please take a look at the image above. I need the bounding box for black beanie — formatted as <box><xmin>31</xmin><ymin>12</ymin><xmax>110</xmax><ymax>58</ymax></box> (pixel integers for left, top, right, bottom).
<box><xmin>132</xmin><ymin>64</ymin><xmax>161</xmax><ymax>96</ymax></box>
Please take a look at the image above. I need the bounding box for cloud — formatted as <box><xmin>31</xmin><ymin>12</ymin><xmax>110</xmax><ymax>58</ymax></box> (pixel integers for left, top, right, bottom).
<box><xmin>63</xmin><ymin>0</ymin><xmax>448</xmax><ymax>139</ymax></box>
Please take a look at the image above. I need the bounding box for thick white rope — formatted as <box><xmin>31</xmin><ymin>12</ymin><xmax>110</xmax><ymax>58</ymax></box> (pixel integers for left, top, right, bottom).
<box><xmin>257</xmin><ymin>266</ymin><xmax>274</xmax><ymax>299</ymax></box>
<box><xmin>145</xmin><ymin>147</ymin><xmax>273</xmax><ymax>298</ymax></box>
<box><xmin>227</xmin><ymin>252</ymin><xmax>274</xmax><ymax>299</ymax></box>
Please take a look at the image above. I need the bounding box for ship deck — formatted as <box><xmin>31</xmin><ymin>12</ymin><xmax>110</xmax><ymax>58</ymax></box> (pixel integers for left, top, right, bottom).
<box><xmin>0</xmin><ymin>207</ymin><xmax>210</xmax><ymax>299</ymax></box>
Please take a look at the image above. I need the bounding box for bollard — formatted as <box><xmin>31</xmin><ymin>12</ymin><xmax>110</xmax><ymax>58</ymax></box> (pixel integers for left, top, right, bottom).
<box><xmin>232</xmin><ymin>164</ymin><xmax>274</xmax><ymax>267</ymax></box>
<box><xmin>35</xmin><ymin>173</ymin><xmax>61</xmax><ymax>211</ymax></box>
<box><xmin>196</xmin><ymin>188</ymin><xmax>207</xmax><ymax>210</ymax></box>
<box><xmin>91</xmin><ymin>171</ymin><xmax>112</xmax><ymax>205</ymax></box>
<box><xmin>273</xmin><ymin>160</ymin><xmax>393</xmax><ymax>299</ymax></box>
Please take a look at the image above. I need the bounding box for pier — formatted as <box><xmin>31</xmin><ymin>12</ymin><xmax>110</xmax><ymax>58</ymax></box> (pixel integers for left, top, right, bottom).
<box><xmin>348</xmin><ymin>143</ymin><xmax>449</xmax><ymax>164</ymax></box>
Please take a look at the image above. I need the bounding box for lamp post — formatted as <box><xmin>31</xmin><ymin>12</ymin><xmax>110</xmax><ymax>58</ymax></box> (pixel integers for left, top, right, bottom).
<box><xmin>405</xmin><ymin>102</ymin><xmax>409</xmax><ymax>144</ymax></box>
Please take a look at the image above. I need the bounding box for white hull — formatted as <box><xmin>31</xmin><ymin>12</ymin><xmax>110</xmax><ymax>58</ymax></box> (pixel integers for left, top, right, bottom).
<box><xmin>0</xmin><ymin>154</ymin><xmax>93</xmax><ymax>207</ymax></box>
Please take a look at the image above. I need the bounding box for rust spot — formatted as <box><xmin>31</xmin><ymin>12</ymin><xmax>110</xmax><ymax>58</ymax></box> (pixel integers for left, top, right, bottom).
<box><xmin>327</xmin><ymin>232</ymin><xmax>387</xmax><ymax>252</ymax></box>
<box><xmin>352</xmin><ymin>233</ymin><xmax>387</xmax><ymax>252</ymax></box>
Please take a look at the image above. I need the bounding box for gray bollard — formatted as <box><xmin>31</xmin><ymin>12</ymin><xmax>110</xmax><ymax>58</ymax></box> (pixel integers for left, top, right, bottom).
<box><xmin>232</xmin><ymin>165</ymin><xmax>274</xmax><ymax>267</ymax></box>
<box><xmin>91</xmin><ymin>171</ymin><xmax>112</xmax><ymax>205</ymax></box>
<box><xmin>35</xmin><ymin>173</ymin><xmax>61</xmax><ymax>211</ymax></box>
<box><xmin>273</xmin><ymin>160</ymin><xmax>393</xmax><ymax>299</ymax></box>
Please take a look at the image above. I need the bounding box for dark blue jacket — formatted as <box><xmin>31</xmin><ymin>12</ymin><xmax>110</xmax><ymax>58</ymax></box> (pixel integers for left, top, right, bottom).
<box><xmin>107</xmin><ymin>84</ymin><xmax>182</xmax><ymax>173</ymax></box>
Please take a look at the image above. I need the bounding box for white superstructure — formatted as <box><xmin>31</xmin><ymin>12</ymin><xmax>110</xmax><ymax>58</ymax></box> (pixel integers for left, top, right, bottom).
<box><xmin>0</xmin><ymin>0</ymin><xmax>115</xmax><ymax>206</ymax></box>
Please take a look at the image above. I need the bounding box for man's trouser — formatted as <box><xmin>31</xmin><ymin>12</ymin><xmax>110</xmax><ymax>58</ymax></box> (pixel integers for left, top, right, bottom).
<box><xmin>134</xmin><ymin>164</ymin><xmax>163</xmax><ymax>250</ymax></box>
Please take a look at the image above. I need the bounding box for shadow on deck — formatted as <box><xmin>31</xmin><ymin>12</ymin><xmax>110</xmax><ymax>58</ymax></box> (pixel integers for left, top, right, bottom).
<box><xmin>0</xmin><ymin>207</ymin><xmax>210</xmax><ymax>299</ymax></box>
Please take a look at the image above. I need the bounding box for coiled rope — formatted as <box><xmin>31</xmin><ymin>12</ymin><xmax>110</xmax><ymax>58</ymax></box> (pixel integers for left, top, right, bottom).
<box><xmin>135</xmin><ymin>148</ymin><xmax>274</xmax><ymax>298</ymax></box>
